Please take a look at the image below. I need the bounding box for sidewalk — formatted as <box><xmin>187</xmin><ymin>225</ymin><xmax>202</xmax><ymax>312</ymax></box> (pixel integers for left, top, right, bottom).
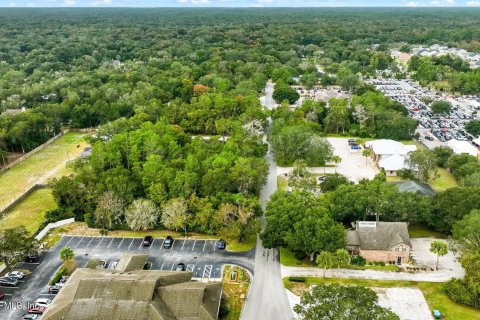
<box><xmin>281</xmin><ymin>265</ymin><xmax>465</xmax><ymax>282</ymax></box>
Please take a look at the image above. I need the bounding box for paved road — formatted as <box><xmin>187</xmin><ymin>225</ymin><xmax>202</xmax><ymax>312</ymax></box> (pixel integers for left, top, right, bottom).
<box><xmin>242</xmin><ymin>83</ymin><xmax>294</xmax><ymax>320</ymax></box>
<box><xmin>264</xmin><ymin>81</ymin><xmax>275</xmax><ymax>111</ymax></box>
<box><xmin>1</xmin><ymin>236</ymin><xmax>254</xmax><ymax>319</ymax></box>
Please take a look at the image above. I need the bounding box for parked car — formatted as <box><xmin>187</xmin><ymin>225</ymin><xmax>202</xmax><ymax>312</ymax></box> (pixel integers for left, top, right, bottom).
<box><xmin>107</xmin><ymin>261</ymin><xmax>118</xmax><ymax>270</ymax></box>
<box><xmin>0</xmin><ymin>291</ymin><xmax>4</xmax><ymax>299</ymax></box>
<box><xmin>175</xmin><ymin>263</ymin><xmax>186</xmax><ymax>272</ymax></box>
<box><xmin>348</xmin><ymin>139</ymin><xmax>356</xmax><ymax>145</ymax></box>
<box><xmin>317</xmin><ymin>176</ymin><xmax>326</xmax><ymax>182</ymax></box>
<box><xmin>21</xmin><ymin>314</ymin><xmax>39</xmax><ymax>320</ymax></box>
<box><xmin>351</xmin><ymin>144</ymin><xmax>361</xmax><ymax>150</ymax></box>
<box><xmin>217</xmin><ymin>239</ymin><xmax>226</xmax><ymax>250</ymax></box>
<box><xmin>27</xmin><ymin>305</ymin><xmax>46</xmax><ymax>315</ymax></box>
<box><xmin>163</xmin><ymin>236</ymin><xmax>173</xmax><ymax>248</ymax></box>
<box><xmin>424</xmin><ymin>135</ymin><xmax>434</xmax><ymax>141</ymax></box>
<box><xmin>25</xmin><ymin>252</ymin><xmax>39</xmax><ymax>263</ymax></box>
<box><xmin>143</xmin><ymin>262</ymin><xmax>152</xmax><ymax>270</ymax></box>
<box><xmin>95</xmin><ymin>260</ymin><xmax>107</xmax><ymax>269</ymax></box>
<box><xmin>0</xmin><ymin>277</ymin><xmax>18</xmax><ymax>287</ymax></box>
<box><xmin>34</xmin><ymin>298</ymin><xmax>52</xmax><ymax>308</ymax></box>
<box><xmin>143</xmin><ymin>235</ymin><xmax>153</xmax><ymax>247</ymax></box>
<box><xmin>5</xmin><ymin>271</ymin><xmax>24</xmax><ymax>279</ymax></box>
<box><xmin>48</xmin><ymin>285</ymin><xmax>62</xmax><ymax>294</ymax></box>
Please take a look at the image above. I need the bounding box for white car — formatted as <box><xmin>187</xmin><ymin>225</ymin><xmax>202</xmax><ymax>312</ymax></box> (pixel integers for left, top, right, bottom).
<box><xmin>5</xmin><ymin>271</ymin><xmax>24</xmax><ymax>279</ymax></box>
<box><xmin>35</xmin><ymin>298</ymin><xmax>52</xmax><ymax>308</ymax></box>
<box><xmin>107</xmin><ymin>261</ymin><xmax>118</xmax><ymax>270</ymax></box>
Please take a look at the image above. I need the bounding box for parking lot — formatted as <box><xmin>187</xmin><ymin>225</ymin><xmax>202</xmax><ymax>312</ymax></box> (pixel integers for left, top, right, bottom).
<box><xmin>368</xmin><ymin>78</ymin><xmax>480</xmax><ymax>149</ymax></box>
<box><xmin>0</xmin><ymin>235</ymin><xmax>255</xmax><ymax>319</ymax></box>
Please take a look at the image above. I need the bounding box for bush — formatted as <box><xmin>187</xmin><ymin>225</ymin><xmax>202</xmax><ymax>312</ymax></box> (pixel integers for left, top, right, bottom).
<box><xmin>218</xmin><ymin>304</ymin><xmax>230</xmax><ymax>317</ymax></box>
<box><xmin>49</xmin><ymin>265</ymin><xmax>66</xmax><ymax>285</ymax></box>
<box><xmin>289</xmin><ymin>277</ymin><xmax>306</xmax><ymax>283</ymax></box>
<box><xmin>444</xmin><ymin>278</ymin><xmax>480</xmax><ymax>309</ymax></box>
<box><xmin>45</xmin><ymin>207</ymin><xmax>73</xmax><ymax>223</ymax></box>
<box><xmin>84</xmin><ymin>213</ymin><xmax>95</xmax><ymax>228</ymax></box>
<box><xmin>350</xmin><ymin>255</ymin><xmax>366</xmax><ymax>266</ymax></box>
<box><xmin>294</xmin><ymin>250</ymin><xmax>307</xmax><ymax>260</ymax></box>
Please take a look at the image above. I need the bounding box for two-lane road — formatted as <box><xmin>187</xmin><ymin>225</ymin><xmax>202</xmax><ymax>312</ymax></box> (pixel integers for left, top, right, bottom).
<box><xmin>242</xmin><ymin>82</ymin><xmax>294</xmax><ymax>320</ymax></box>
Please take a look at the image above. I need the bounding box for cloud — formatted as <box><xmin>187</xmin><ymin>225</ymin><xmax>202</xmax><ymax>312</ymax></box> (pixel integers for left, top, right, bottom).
<box><xmin>406</xmin><ymin>1</ymin><xmax>420</xmax><ymax>6</ymax></box>
<box><xmin>63</xmin><ymin>0</ymin><xmax>75</xmax><ymax>6</ymax></box>
<box><xmin>466</xmin><ymin>0</ymin><xmax>480</xmax><ymax>5</ymax></box>
<box><xmin>91</xmin><ymin>0</ymin><xmax>113</xmax><ymax>5</ymax></box>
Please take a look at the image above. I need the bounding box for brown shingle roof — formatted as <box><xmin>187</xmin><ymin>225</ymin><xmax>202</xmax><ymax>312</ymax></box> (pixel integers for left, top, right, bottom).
<box><xmin>43</xmin><ymin>255</ymin><xmax>222</xmax><ymax>320</ymax></box>
<box><xmin>347</xmin><ymin>221</ymin><xmax>411</xmax><ymax>250</ymax></box>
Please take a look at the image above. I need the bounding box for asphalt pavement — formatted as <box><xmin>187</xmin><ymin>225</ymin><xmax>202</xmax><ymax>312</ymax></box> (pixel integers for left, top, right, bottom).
<box><xmin>0</xmin><ymin>235</ymin><xmax>254</xmax><ymax>319</ymax></box>
<box><xmin>242</xmin><ymin>82</ymin><xmax>294</xmax><ymax>320</ymax></box>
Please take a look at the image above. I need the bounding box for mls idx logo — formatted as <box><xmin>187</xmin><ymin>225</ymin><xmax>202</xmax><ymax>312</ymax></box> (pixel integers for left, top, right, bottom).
<box><xmin>0</xmin><ymin>301</ymin><xmax>23</xmax><ymax>310</ymax></box>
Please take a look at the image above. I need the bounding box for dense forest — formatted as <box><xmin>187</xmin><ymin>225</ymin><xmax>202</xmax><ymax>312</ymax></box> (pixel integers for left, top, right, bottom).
<box><xmin>2</xmin><ymin>8</ymin><xmax>480</xmax><ymax>154</ymax></box>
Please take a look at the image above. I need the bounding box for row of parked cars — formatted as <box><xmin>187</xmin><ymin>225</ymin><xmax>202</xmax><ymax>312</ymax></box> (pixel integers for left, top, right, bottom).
<box><xmin>141</xmin><ymin>235</ymin><xmax>226</xmax><ymax>250</ymax></box>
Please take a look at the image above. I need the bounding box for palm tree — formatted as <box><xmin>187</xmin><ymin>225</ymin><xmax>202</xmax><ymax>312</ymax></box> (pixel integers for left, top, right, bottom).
<box><xmin>362</xmin><ymin>148</ymin><xmax>372</xmax><ymax>166</ymax></box>
<box><xmin>60</xmin><ymin>246</ymin><xmax>74</xmax><ymax>262</ymax></box>
<box><xmin>430</xmin><ymin>241</ymin><xmax>448</xmax><ymax>270</ymax></box>
<box><xmin>331</xmin><ymin>156</ymin><xmax>342</xmax><ymax>173</ymax></box>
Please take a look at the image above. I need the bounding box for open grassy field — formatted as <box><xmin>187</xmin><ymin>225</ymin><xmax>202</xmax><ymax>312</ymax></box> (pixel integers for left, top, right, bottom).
<box><xmin>429</xmin><ymin>168</ymin><xmax>459</xmax><ymax>191</ymax></box>
<box><xmin>408</xmin><ymin>223</ymin><xmax>447</xmax><ymax>239</ymax></box>
<box><xmin>279</xmin><ymin>247</ymin><xmax>313</xmax><ymax>267</ymax></box>
<box><xmin>283</xmin><ymin>277</ymin><xmax>480</xmax><ymax>320</ymax></box>
<box><xmin>0</xmin><ymin>132</ymin><xmax>87</xmax><ymax>210</ymax></box>
<box><xmin>0</xmin><ymin>188</ymin><xmax>57</xmax><ymax>234</ymax></box>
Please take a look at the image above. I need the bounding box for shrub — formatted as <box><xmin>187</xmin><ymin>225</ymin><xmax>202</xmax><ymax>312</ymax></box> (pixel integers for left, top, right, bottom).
<box><xmin>294</xmin><ymin>250</ymin><xmax>308</xmax><ymax>260</ymax></box>
<box><xmin>350</xmin><ymin>255</ymin><xmax>366</xmax><ymax>266</ymax></box>
<box><xmin>45</xmin><ymin>207</ymin><xmax>73</xmax><ymax>223</ymax></box>
<box><xmin>444</xmin><ymin>278</ymin><xmax>480</xmax><ymax>309</ymax></box>
<box><xmin>289</xmin><ymin>277</ymin><xmax>306</xmax><ymax>283</ymax></box>
<box><xmin>49</xmin><ymin>265</ymin><xmax>66</xmax><ymax>285</ymax></box>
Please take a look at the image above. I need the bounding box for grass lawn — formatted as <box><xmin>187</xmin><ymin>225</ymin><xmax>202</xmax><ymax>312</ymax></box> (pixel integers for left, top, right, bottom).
<box><xmin>277</xmin><ymin>175</ymin><xmax>289</xmax><ymax>192</ymax></box>
<box><xmin>283</xmin><ymin>277</ymin><xmax>480</xmax><ymax>320</ymax></box>
<box><xmin>408</xmin><ymin>223</ymin><xmax>447</xmax><ymax>239</ymax></box>
<box><xmin>345</xmin><ymin>264</ymin><xmax>400</xmax><ymax>271</ymax></box>
<box><xmin>226</xmin><ymin>235</ymin><xmax>256</xmax><ymax>252</ymax></box>
<box><xmin>0</xmin><ymin>132</ymin><xmax>87</xmax><ymax>209</ymax></box>
<box><xmin>386</xmin><ymin>176</ymin><xmax>403</xmax><ymax>182</ymax></box>
<box><xmin>221</xmin><ymin>265</ymin><xmax>251</xmax><ymax>320</ymax></box>
<box><xmin>0</xmin><ymin>188</ymin><xmax>57</xmax><ymax>234</ymax></box>
<box><xmin>429</xmin><ymin>168</ymin><xmax>459</xmax><ymax>191</ymax></box>
<box><xmin>279</xmin><ymin>247</ymin><xmax>313</xmax><ymax>267</ymax></box>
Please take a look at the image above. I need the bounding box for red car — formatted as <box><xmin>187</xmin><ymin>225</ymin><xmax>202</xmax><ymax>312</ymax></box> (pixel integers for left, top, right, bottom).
<box><xmin>0</xmin><ymin>291</ymin><xmax>4</xmax><ymax>299</ymax></box>
<box><xmin>27</xmin><ymin>305</ymin><xmax>46</xmax><ymax>314</ymax></box>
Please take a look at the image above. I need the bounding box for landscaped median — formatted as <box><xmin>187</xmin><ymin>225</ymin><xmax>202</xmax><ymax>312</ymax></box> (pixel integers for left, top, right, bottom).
<box><xmin>283</xmin><ymin>277</ymin><xmax>480</xmax><ymax>320</ymax></box>
<box><xmin>42</xmin><ymin>222</ymin><xmax>256</xmax><ymax>252</ymax></box>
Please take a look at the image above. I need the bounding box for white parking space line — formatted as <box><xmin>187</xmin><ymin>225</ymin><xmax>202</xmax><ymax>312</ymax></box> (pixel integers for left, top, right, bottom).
<box><xmin>160</xmin><ymin>262</ymin><xmax>164</xmax><ymax>270</ymax></box>
<box><xmin>171</xmin><ymin>263</ymin><xmax>176</xmax><ymax>271</ymax></box>
<box><xmin>191</xmin><ymin>240</ymin><xmax>196</xmax><ymax>251</ymax></box>
<box><xmin>86</xmin><ymin>237</ymin><xmax>94</xmax><ymax>248</ymax></box>
<box><xmin>96</xmin><ymin>237</ymin><xmax>105</xmax><ymax>248</ymax></box>
<box><xmin>149</xmin><ymin>239</ymin><xmax>155</xmax><ymax>249</ymax></box>
<box><xmin>75</xmin><ymin>237</ymin><xmax>84</xmax><ymax>248</ymax></box>
<box><xmin>186</xmin><ymin>264</ymin><xmax>195</xmax><ymax>272</ymax></box>
<box><xmin>203</xmin><ymin>265</ymin><xmax>212</xmax><ymax>279</ymax></box>
<box><xmin>171</xmin><ymin>240</ymin><xmax>176</xmax><ymax>250</ymax></box>
<box><xmin>106</xmin><ymin>238</ymin><xmax>114</xmax><ymax>248</ymax></box>
<box><xmin>138</xmin><ymin>240</ymin><xmax>144</xmax><ymax>249</ymax></box>
<box><xmin>202</xmin><ymin>241</ymin><xmax>206</xmax><ymax>252</ymax></box>
<box><xmin>160</xmin><ymin>238</ymin><xmax>165</xmax><ymax>248</ymax></box>
<box><xmin>181</xmin><ymin>241</ymin><xmax>186</xmax><ymax>251</ymax></box>
<box><xmin>127</xmin><ymin>239</ymin><xmax>134</xmax><ymax>249</ymax></box>
<box><xmin>117</xmin><ymin>238</ymin><xmax>125</xmax><ymax>249</ymax></box>
<box><xmin>213</xmin><ymin>241</ymin><xmax>217</xmax><ymax>251</ymax></box>
<box><xmin>64</xmin><ymin>237</ymin><xmax>74</xmax><ymax>247</ymax></box>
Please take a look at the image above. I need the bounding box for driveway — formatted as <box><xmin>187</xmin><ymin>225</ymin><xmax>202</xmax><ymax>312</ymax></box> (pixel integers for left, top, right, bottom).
<box><xmin>375</xmin><ymin>287</ymin><xmax>433</xmax><ymax>320</ymax></box>
<box><xmin>0</xmin><ymin>235</ymin><xmax>254</xmax><ymax>319</ymax></box>
<box><xmin>281</xmin><ymin>264</ymin><xmax>463</xmax><ymax>282</ymax></box>
<box><xmin>410</xmin><ymin>238</ymin><xmax>464</xmax><ymax>277</ymax></box>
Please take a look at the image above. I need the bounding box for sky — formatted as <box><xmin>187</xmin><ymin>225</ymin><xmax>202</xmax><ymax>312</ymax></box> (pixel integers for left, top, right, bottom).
<box><xmin>1</xmin><ymin>0</ymin><xmax>480</xmax><ymax>8</ymax></box>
